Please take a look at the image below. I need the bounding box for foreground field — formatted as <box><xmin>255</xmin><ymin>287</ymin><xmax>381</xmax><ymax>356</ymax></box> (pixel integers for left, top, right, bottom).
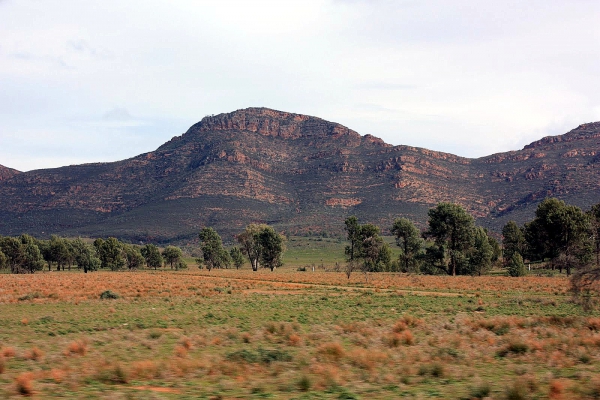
<box><xmin>1</xmin><ymin>269</ymin><xmax>599</xmax><ymax>399</ymax></box>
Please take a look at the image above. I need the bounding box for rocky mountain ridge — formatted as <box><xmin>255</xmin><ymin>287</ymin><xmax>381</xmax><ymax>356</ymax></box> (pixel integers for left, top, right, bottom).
<box><xmin>1</xmin><ymin>108</ymin><xmax>599</xmax><ymax>243</ymax></box>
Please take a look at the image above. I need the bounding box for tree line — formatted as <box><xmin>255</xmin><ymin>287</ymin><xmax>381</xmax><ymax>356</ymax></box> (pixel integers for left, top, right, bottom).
<box><xmin>0</xmin><ymin>223</ymin><xmax>287</xmax><ymax>275</ymax></box>
<box><xmin>343</xmin><ymin>202</ymin><xmax>501</xmax><ymax>278</ymax></box>
<box><xmin>0</xmin><ymin>235</ymin><xmax>186</xmax><ymax>274</ymax></box>
<box><xmin>343</xmin><ymin>198</ymin><xmax>600</xmax><ymax>282</ymax></box>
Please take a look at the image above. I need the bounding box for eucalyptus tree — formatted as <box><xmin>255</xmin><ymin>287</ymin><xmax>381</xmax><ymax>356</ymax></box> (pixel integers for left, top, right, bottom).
<box><xmin>198</xmin><ymin>227</ymin><xmax>230</xmax><ymax>271</ymax></box>
<box><xmin>391</xmin><ymin>217</ymin><xmax>423</xmax><ymax>273</ymax></box>
<box><xmin>423</xmin><ymin>203</ymin><xmax>476</xmax><ymax>276</ymax></box>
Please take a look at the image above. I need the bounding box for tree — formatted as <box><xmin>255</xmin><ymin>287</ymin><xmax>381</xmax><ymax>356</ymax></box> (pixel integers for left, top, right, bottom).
<box><xmin>198</xmin><ymin>227</ymin><xmax>231</xmax><ymax>271</ymax></box>
<box><xmin>237</xmin><ymin>224</ymin><xmax>265</xmax><ymax>271</ymax></box>
<box><xmin>230</xmin><ymin>246</ymin><xmax>245</xmax><ymax>269</ymax></box>
<box><xmin>358</xmin><ymin>224</ymin><xmax>390</xmax><ymax>273</ymax></box>
<box><xmin>21</xmin><ymin>241</ymin><xmax>45</xmax><ymax>274</ymax></box>
<box><xmin>424</xmin><ymin>203</ymin><xmax>475</xmax><ymax>276</ymax></box>
<box><xmin>141</xmin><ymin>244</ymin><xmax>163</xmax><ymax>270</ymax></box>
<box><xmin>507</xmin><ymin>252</ymin><xmax>526</xmax><ymax>277</ymax></box>
<box><xmin>343</xmin><ymin>218</ymin><xmax>391</xmax><ymax>278</ymax></box>
<box><xmin>588</xmin><ymin>203</ymin><xmax>600</xmax><ymax>266</ymax></box>
<box><xmin>49</xmin><ymin>235</ymin><xmax>72</xmax><ymax>271</ymax></box>
<box><xmin>258</xmin><ymin>226</ymin><xmax>285</xmax><ymax>271</ymax></box>
<box><xmin>236</xmin><ymin>224</ymin><xmax>286</xmax><ymax>271</ymax></box>
<box><xmin>162</xmin><ymin>246</ymin><xmax>183</xmax><ymax>270</ymax></box>
<box><xmin>0</xmin><ymin>236</ymin><xmax>25</xmax><ymax>273</ymax></box>
<box><xmin>391</xmin><ymin>218</ymin><xmax>423</xmax><ymax>273</ymax></box>
<box><xmin>123</xmin><ymin>244</ymin><xmax>145</xmax><ymax>270</ymax></box>
<box><xmin>71</xmin><ymin>238</ymin><xmax>100</xmax><ymax>273</ymax></box>
<box><xmin>0</xmin><ymin>249</ymin><xmax>6</xmax><ymax>270</ymax></box>
<box><xmin>524</xmin><ymin>198</ymin><xmax>592</xmax><ymax>275</ymax></box>
<box><xmin>344</xmin><ymin>216</ymin><xmax>361</xmax><ymax>263</ymax></box>
<box><xmin>469</xmin><ymin>226</ymin><xmax>493</xmax><ymax>276</ymax></box>
<box><xmin>95</xmin><ymin>237</ymin><xmax>126</xmax><ymax>271</ymax></box>
<box><xmin>502</xmin><ymin>221</ymin><xmax>526</xmax><ymax>264</ymax></box>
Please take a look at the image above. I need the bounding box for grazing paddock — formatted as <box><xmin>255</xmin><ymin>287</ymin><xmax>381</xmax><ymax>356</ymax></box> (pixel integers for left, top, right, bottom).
<box><xmin>0</xmin><ymin>269</ymin><xmax>598</xmax><ymax>398</ymax></box>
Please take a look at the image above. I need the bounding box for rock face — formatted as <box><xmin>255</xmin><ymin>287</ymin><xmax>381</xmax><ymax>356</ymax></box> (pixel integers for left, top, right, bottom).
<box><xmin>1</xmin><ymin>107</ymin><xmax>599</xmax><ymax>243</ymax></box>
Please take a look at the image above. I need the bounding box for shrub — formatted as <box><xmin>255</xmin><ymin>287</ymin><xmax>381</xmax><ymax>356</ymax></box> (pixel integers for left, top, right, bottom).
<box><xmin>258</xmin><ymin>348</ymin><xmax>292</xmax><ymax>364</ymax></box>
<box><xmin>297</xmin><ymin>375</ymin><xmax>311</xmax><ymax>391</ymax></box>
<box><xmin>505</xmin><ymin>379</ymin><xmax>528</xmax><ymax>400</ymax></box>
<box><xmin>225</xmin><ymin>348</ymin><xmax>292</xmax><ymax>364</ymax></box>
<box><xmin>97</xmin><ymin>363</ymin><xmax>128</xmax><ymax>384</ymax></box>
<box><xmin>418</xmin><ymin>363</ymin><xmax>444</xmax><ymax>378</ymax></box>
<box><xmin>498</xmin><ymin>341</ymin><xmax>529</xmax><ymax>357</ymax></box>
<box><xmin>18</xmin><ymin>292</ymin><xmax>41</xmax><ymax>301</ymax></box>
<box><xmin>226</xmin><ymin>349</ymin><xmax>259</xmax><ymax>363</ymax></box>
<box><xmin>468</xmin><ymin>383</ymin><xmax>491</xmax><ymax>399</ymax></box>
<box><xmin>148</xmin><ymin>330</ymin><xmax>162</xmax><ymax>339</ymax></box>
<box><xmin>99</xmin><ymin>290</ymin><xmax>119</xmax><ymax>299</ymax></box>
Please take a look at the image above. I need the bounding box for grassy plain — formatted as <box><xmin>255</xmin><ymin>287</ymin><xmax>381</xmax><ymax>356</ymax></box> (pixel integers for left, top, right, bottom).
<box><xmin>1</xmin><ymin>267</ymin><xmax>599</xmax><ymax>399</ymax></box>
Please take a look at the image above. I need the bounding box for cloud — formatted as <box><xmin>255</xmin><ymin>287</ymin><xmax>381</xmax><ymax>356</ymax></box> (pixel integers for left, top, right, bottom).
<box><xmin>0</xmin><ymin>0</ymin><xmax>599</xmax><ymax>170</ymax></box>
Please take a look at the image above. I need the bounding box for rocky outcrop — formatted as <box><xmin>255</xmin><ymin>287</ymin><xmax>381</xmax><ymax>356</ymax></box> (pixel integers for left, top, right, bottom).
<box><xmin>0</xmin><ymin>108</ymin><xmax>599</xmax><ymax>243</ymax></box>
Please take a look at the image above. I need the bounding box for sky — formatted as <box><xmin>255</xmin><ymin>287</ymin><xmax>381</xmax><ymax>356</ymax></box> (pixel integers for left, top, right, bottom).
<box><xmin>1</xmin><ymin>0</ymin><xmax>599</xmax><ymax>172</ymax></box>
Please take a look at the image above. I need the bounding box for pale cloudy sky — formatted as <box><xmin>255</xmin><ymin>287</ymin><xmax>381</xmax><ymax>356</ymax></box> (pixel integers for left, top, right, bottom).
<box><xmin>1</xmin><ymin>0</ymin><xmax>599</xmax><ymax>171</ymax></box>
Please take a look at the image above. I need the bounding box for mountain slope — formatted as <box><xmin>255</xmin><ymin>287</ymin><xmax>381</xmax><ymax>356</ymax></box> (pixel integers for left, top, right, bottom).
<box><xmin>0</xmin><ymin>164</ymin><xmax>20</xmax><ymax>181</ymax></box>
<box><xmin>0</xmin><ymin>108</ymin><xmax>599</xmax><ymax>243</ymax></box>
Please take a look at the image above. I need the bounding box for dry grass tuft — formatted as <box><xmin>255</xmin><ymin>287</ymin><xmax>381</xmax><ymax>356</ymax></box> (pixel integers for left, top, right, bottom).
<box><xmin>348</xmin><ymin>348</ymin><xmax>387</xmax><ymax>371</ymax></box>
<box><xmin>15</xmin><ymin>372</ymin><xmax>34</xmax><ymax>396</ymax></box>
<box><xmin>24</xmin><ymin>347</ymin><xmax>44</xmax><ymax>361</ymax></box>
<box><xmin>288</xmin><ymin>333</ymin><xmax>302</xmax><ymax>346</ymax></box>
<box><xmin>392</xmin><ymin>321</ymin><xmax>408</xmax><ymax>333</ymax></box>
<box><xmin>317</xmin><ymin>342</ymin><xmax>345</xmax><ymax>362</ymax></box>
<box><xmin>179</xmin><ymin>337</ymin><xmax>192</xmax><ymax>350</ymax></box>
<box><xmin>130</xmin><ymin>360</ymin><xmax>159</xmax><ymax>379</ymax></box>
<box><xmin>50</xmin><ymin>368</ymin><xmax>65</xmax><ymax>383</ymax></box>
<box><xmin>2</xmin><ymin>347</ymin><xmax>16</xmax><ymax>358</ymax></box>
<box><xmin>587</xmin><ymin>317</ymin><xmax>600</xmax><ymax>332</ymax></box>
<box><xmin>66</xmin><ymin>340</ymin><xmax>88</xmax><ymax>356</ymax></box>
<box><xmin>174</xmin><ymin>345</ymin><xmax>188</xmax><ymax>358</ymax></box>
<box><xmin>549</xmin><ymin>379</ymin><xmax>567</xmax><ymax>399</ymax></box>
<box><xmin>241</xmin><ymin>332</ymin><xmax>252</xmax><ymax>343</ymax></box>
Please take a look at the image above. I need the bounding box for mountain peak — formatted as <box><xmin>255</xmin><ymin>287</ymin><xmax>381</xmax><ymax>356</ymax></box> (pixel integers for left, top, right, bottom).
<box><xmin>189</xmin><ymin>107</ymin><xmax>367</xmax><ymax>142</ymax></box>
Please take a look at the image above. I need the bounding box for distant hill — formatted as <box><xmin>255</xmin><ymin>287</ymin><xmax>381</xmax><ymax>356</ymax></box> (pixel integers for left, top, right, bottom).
<box><xmin>1</xmin><ymin>108</ymin><xmax>599</xmax><ymax>244</ymax></box>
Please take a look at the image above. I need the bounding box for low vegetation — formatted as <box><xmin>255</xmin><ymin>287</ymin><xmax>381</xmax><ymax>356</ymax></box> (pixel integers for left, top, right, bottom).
<box><xmin>0</xmin><ymin>269</ymin><xmax>599</xmax><ymax>398</ymax></box>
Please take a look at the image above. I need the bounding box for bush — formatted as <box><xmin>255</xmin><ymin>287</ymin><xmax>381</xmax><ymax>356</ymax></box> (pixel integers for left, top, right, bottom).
<box><xmin>297</xmin><ymin>375</ymin><xmax>311</xmax><ymax>391</ymax></box>
<box><xmin>99</xmin><ymin>290</ymin><xmax>120</xmax><ymax>299</ymax></box>
<box><xmin>497</xmin><ymin>341</ymin><xmax>528</xmax><ymax>357</ymax></box>
<box><xmin>226</xmin><ymin>348</ymin><xmax>292</xmax><ymax>365</ymax></box>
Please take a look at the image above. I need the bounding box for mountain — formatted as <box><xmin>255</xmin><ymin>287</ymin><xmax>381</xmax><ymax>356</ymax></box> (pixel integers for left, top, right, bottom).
<box><xmin>0</xmin><ymin>108</ymin><xmax>599</xmax><ymax>243</ymax></box>
<box><xmin>0</xmin><ymin>164</ymin><xmax>20</xmax><ymax>181</ymax></box>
